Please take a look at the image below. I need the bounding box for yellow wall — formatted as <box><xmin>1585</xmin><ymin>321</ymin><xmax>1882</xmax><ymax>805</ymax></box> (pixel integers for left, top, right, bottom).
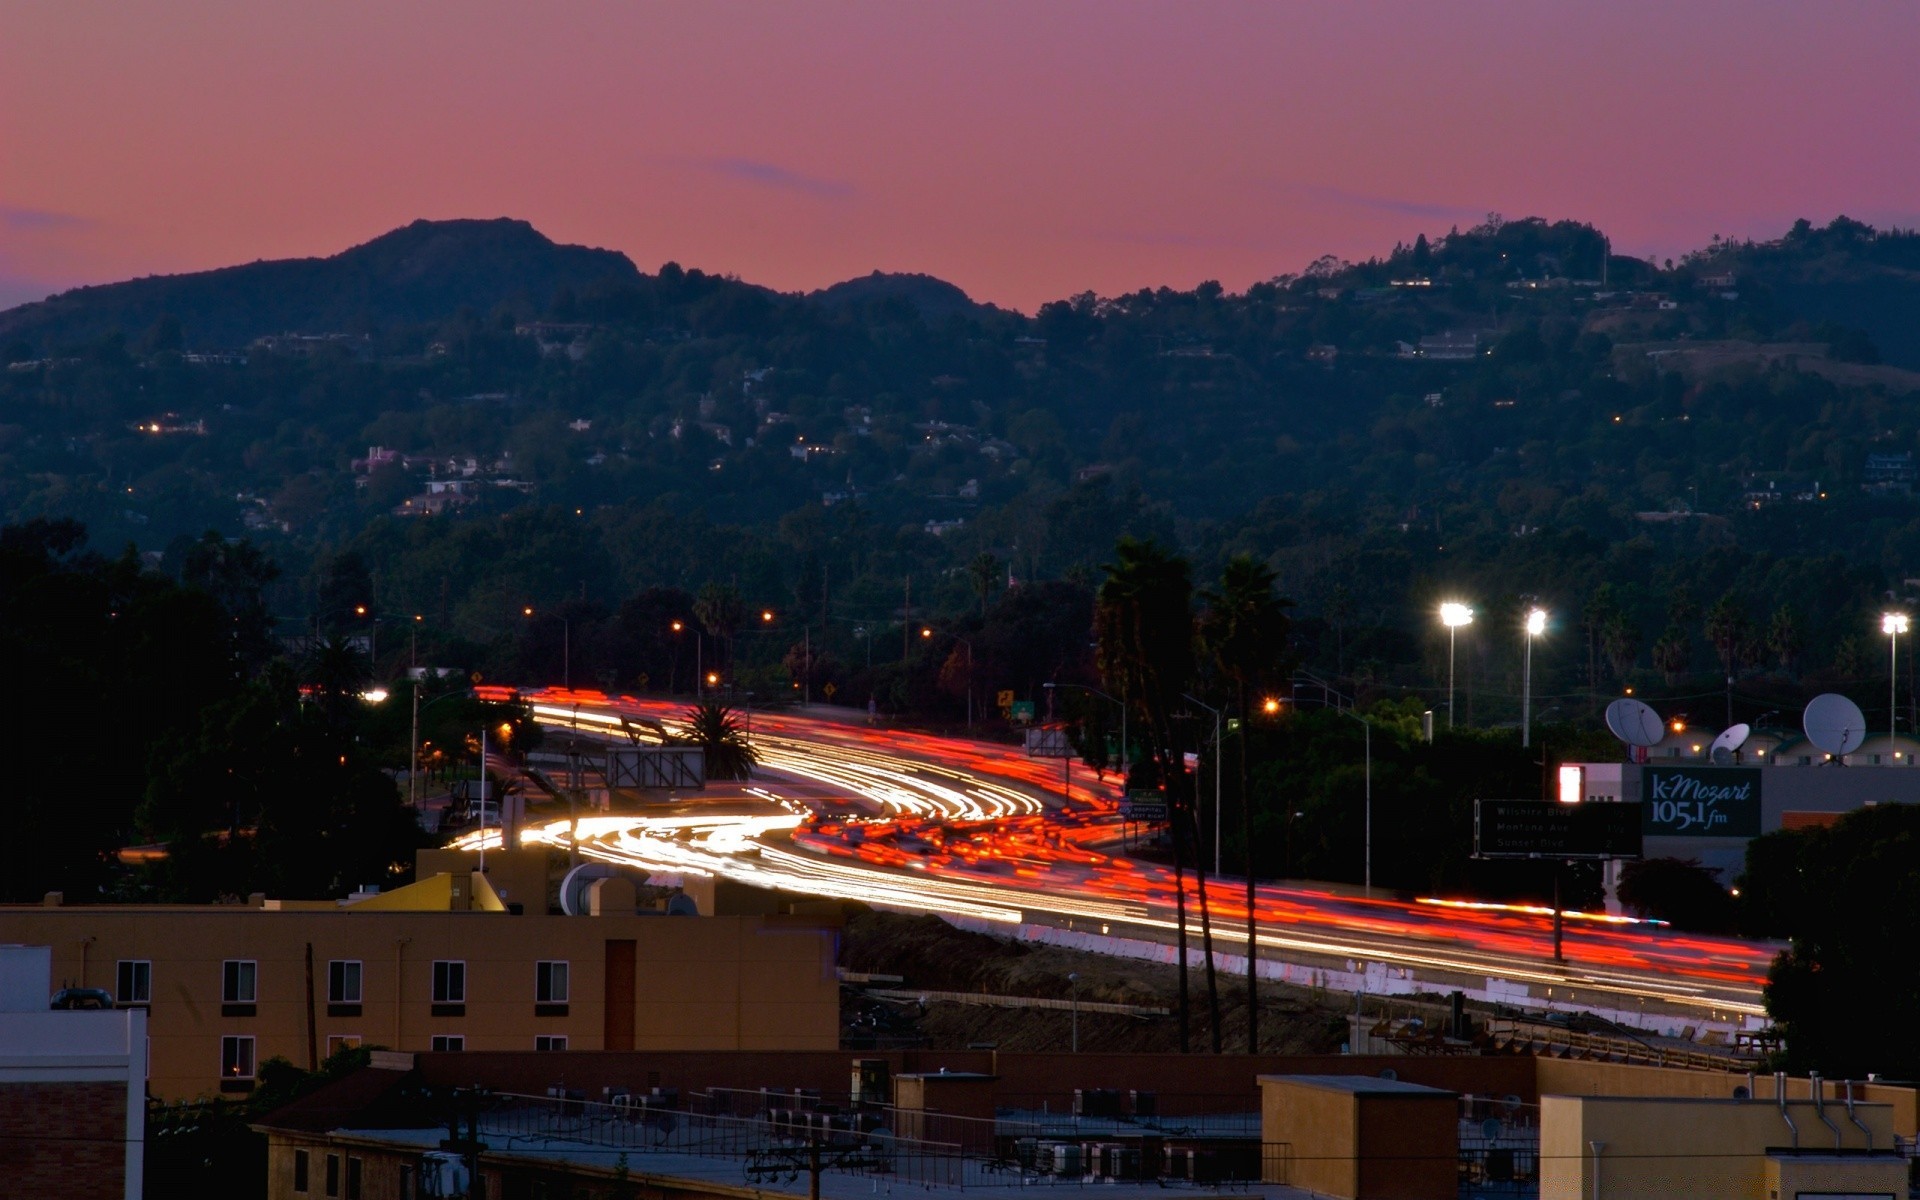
<box><xmin>0</xmin><ymin>906</ymin><xmax>838</xmax><ymax>1101</ymax></box>
<box><xmin>1541</xmin><ymin>1094</ymin><xmax>1898</xmax><ymax>1200</ymax></box>
<box><xmin>1535</xmin><ymin>1060</ymin><xmax>1917</xmax><ymax>1138</ymax></box>
<box><xmin>1261</xmin><ymin>1079</ymin><xmax>1357</xmax><ymax>1196</ymax></box>
<box><xmin>1766</xmin><ymin>1152</ymin><xmax>1907</xmax><ymax>1198</ymax></box>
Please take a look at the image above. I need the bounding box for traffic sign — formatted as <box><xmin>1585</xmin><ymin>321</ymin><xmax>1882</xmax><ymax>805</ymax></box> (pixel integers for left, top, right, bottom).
<box><xmin>1474</xmin><ymin>800</ymin><xmax>1642</xmax><ymax>860</ymax></box>
<box><xmin>1010</xmin><ymin>700</ymin><xmax>1036</xmax><ymax>723</ymax></box>
<box><xmin>1122</xmin><ymin>793</ymin><xmax>1169</xmax><ymax>822</ymax></box>
<box><xmin>823</xmin><ymin>682</ymin><xmax>837</xmax><ymax>699</ymax></box>
<box><xmin>996</xmin><ymin>689</ymin><xmax>1015</xmax><ymax>708</ymax></box>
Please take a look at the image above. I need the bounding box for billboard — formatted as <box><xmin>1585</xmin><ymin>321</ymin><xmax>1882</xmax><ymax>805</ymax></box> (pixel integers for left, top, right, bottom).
<box><xmin>1475</xmin><ymin>800</ymin><xmax>1643</xmax><ymax>860</ymax></box>
<box><xmin>1642</xmin><ymin>767</ymin><xmax>1761</xmax><ymax>838</ymax></box>
<box><xmin>606</xmin><ymin>746</ymin><xmax>706</xmax><ymax>790</ymax></box>
<box><xmin>1025</xmin><ymin>727</ymin><xmax>1073</xmax><ymax>758</ymax></box>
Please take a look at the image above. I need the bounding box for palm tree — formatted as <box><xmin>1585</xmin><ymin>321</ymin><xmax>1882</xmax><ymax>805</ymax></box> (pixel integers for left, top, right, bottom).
<box><xmin>1602</xmin><ymin>615</ymin><xmax>1641</xmax><ymax>681</ymax></box>
<box><xmin>1200</xmin><ymin>554</ymin><xmax>1294</xmax><ymax>1054</ymax></box>
<box><xmin>967</xmin><ymin>552</ymin><xmax>1001</xmax><ymax>617</ymax></box>
<box><xmin>1096</xmin><ymin>537</ymin><xmax>1201</xmax><ymax>1051</ymax></box>
<box><xmin>1767</xmin><ymin>604</ymin><xmax>1804</xmax><ymax>675</ymax></box>
<box><xmin>694</xmin><ymin>582</ymin><xmax>746</xmax><ymax>673</ymax></box>
<box><xmin>679</xmin><ymin>702</ymin><xmax>756</xmax><ymax>780</ymax></box>
<box><xmin>1653</xmin><ymin>624</ymin><xmax>1692</xmax><ymax>684</ymax></box>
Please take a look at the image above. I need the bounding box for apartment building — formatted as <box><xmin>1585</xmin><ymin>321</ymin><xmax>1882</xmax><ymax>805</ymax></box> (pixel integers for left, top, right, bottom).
<box><xmin>0</xmin><ymin>871</ymin><xmax>838</xmax><ymax>1102</ymax></box>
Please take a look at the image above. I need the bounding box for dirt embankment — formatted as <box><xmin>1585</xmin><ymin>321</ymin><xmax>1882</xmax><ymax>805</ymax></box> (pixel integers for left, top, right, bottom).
<box><xmin>838</xmin><ymin>907</ymin><xmax>1349</xmax><ymax>1055</ymax></box>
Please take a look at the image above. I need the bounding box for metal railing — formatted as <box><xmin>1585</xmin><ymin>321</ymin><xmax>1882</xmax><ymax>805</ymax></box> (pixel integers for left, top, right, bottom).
<box><xmin>467</xmin><ymin>1090</ymin><xmax>1286</xmax><ymax>1190</ymax></box>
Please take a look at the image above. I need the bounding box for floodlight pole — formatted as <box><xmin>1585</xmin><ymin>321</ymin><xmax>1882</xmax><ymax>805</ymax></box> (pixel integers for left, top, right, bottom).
<box><xmin>1523</xmin><ymin>627</ymin><xmax>1533</xmax><ymax>749</ymax></box>
<box><xmin>1892</xmin><ymin>623</ymin><xmax>1900</xmax><ymax>750</ymax></box>
<box><xmin>1448</xmin><ymin>624</ymin><xmax>1459</xmax><ymax>728</ymax></box>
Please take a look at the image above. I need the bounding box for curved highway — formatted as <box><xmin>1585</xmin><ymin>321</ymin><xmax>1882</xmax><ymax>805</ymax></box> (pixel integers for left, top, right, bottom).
<box><xmin>466</xmin><ymin>686</ymin><xmax>1778</xmax><ymax>1024</ymax></box>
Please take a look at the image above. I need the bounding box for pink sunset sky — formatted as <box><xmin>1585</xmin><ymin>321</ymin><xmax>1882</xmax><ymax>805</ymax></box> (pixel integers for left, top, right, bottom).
<box><xmin>2</xmin><ymin>1</ymin><xmax>1917</xmax><ymax>313</ymax></box>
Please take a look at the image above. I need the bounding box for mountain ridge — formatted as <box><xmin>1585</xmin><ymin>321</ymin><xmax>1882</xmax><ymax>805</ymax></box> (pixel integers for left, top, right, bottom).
<box><xmin>0</xmin><ymin>218</ymin><xmax>642</xmax><ymax>350</ymax></box>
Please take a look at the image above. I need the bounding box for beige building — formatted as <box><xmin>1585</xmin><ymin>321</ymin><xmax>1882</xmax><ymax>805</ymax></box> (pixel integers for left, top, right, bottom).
<box><xmin>1541</xmin><ymin>1087</ymin><xmax>1904</xmax><ymax>1200</ymax></box>
<box><xmin>0</xmin><ymin>870</ymin><xmax>838</xmax><ymax>1102</ymax></box>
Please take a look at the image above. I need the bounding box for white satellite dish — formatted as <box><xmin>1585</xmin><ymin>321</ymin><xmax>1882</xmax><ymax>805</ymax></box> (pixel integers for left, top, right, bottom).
<box><xmin>1605</xmin><ymin>698</ymin><xmax>1665</xmax><ymax>748</ymax></box>
<box><xmin>1803</xmin><ymin>694</ymin><xmax>1867</xmax><ymax>758</ymax></box>
<box><xmin>1709</xmin><ymin>723</ymin><xmax>1750</xmax><ymax>766</ymax></box>
<box><xmin>559</xmin><ymin>862</ymin><xmax>620</xmax><ymax>916</ymax></box>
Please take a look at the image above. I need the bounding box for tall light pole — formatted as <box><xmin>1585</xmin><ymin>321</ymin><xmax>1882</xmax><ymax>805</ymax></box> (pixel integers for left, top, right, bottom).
<box><xmin>1441</xmin><ymin>603</ymin><xmax>1474</xmax><ymax>728</ymax></box>
<box><xmin>1183</xmin><ymin>695</ymin><xmax>1223</xmax><ymax>877</ymax></box>
<box><xmin>1523</xmin><ymin>607</ymin><xmax>1547</xmax><ymax>748</ymax></box>
<box><xmin>1885</xmin><ymin>613</ymin><xmax>1909</xmax><ymax>752</ymax></box>
<box><xmin>1068</xmin><ymin>972</ymin><xmax>1080</xmax><ymax>1052</ymax></box>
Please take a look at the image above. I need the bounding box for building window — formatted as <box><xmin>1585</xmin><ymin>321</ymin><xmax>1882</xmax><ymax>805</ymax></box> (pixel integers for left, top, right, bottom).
<box><xmin>431</xmin><ymin>1034</ymin><xmax>465</xmax><ymax>1052</ymax></box>
<box><xmin>536</xmin><ymin>1035</ymin><xmax>568</xmax><ymax>1052</ymax></box>
<box><xmin>326</xmin><ymin>1035</ymin><xmax>361</xmax><ymax>1058</ymax></box>
<box><xmin>345</xmin><ymin>1157</ymin><xmax>362</xmax><ymax>1200</ymax></box>
<box><xmin>326</xmin><ymin>1153</ymin><xmax>340</xmax><ymax>1197</ymax></box>
<box><xmin>535</xmin><ymin>960</ymin><xmax>570</xmax><ymax>1004</ymax></box>
<box><xmin>293</xmin><ymin>1148</ymin><xmax>309</xmax><ymax>1193</ymax></box>
<box><xmin>432</xmin><ymin>960</ymin><xmax>466</xmax><ymax>1004</ymax></box>
<box><xmin>115</xmin><ymin>960</ymin><xmax>151</xmax><ymax>1005</ymax></box>
<box><xmin>328</xmin><ymin>960</ymin><xmax>362</xmax><ymax>1004</ymax></box>
<box><xmin>221</xmin><ymin>1035</ymin><xmax>256</xmax><ymax>1080</ymax></box>
<box><xmin>223</xmin><ymin>960</ymin><xmax>258</xmax><ymax>1004</ymax></box>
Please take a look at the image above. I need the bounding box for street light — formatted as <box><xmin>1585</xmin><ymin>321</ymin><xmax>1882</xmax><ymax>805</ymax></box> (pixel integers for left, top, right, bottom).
<box><xmin>1440</xmin><ymin>602</ymin><xmax>1474</xmax><ymax>728</ymax></box>
<box><xmin>1183</xmin><ymin>694</ymin><xmax>1223</xmax><ymax>877</ymax></box>
<box><xmin>1523</xmin><ymin>607</ymin><xmax>1547</xmax><ymax>748</ymax></box>
<box><xmin>1885</xmin><ymin>612</ymin><xmax>1909</xmax><ymax>751</ymax></box>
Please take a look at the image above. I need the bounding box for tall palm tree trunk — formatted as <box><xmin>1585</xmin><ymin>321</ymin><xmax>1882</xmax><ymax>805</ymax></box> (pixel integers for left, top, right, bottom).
<box><xmin>1170</xmin><ymin>818</ymin><xmax>1191</xmax><ymax>1054</ymax></box>
<box><xmin>1239</xmin><ymin>683</ymin><xmax>1258</xmax><ymax>1054</ymax></box>
<box><xmin>1190</xmin><ymin>793</ymin><xmax>1222</xmax><ymax>1053</ymax></box>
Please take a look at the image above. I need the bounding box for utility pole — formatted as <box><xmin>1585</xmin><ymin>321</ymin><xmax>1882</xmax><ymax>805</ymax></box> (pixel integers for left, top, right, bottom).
<box><xmin>903</xmin><ymin>576</ymin><xmax>911</xmax><ymax>662</ymax></box>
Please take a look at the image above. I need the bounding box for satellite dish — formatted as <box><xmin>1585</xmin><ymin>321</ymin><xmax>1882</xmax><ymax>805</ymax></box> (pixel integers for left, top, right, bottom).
<box><xmin>1804</xmin><ymin>694</ymin><xmax>1867</xmax><ymax>757</ymax></box>
<box><xmin>1481</xmin><ymin>1117</ymin><xmax>1503</xmax><ymax>1139</ymax></box>
<box><xmin>559</xmin><ymin>862</ymin><xmax>620</xmax><ymax>915</ymax></box>
<box><xmin>1605</xmin><ymin>698</ymin><xmax>1665</xmax><ymax>748</ymax></box>
<box><xmin>1709</xmin><ymin>723</ymin><xmax>1750</xmax><ymax>766</ymax></box>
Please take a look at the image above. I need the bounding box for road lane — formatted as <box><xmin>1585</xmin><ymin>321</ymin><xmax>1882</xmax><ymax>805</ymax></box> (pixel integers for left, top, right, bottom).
<box><xmin>476</xmin><ymin>687</ymin><xmax>1780</xmax><ymax>1019</ymax></box>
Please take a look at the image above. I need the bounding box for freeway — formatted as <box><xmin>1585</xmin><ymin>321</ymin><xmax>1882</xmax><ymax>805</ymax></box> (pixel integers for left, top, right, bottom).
<box><xmin>470</xmin><ymin>686</ymin><xmax>1778</xmax><ymax>1023</ymax></box>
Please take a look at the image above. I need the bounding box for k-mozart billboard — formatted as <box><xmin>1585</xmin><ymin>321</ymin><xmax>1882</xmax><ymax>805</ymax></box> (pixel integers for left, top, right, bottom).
<box><xmin>1643</xmin><ymin>766</ymin><xmax>1761</xmax><ymax>837</ymax></box>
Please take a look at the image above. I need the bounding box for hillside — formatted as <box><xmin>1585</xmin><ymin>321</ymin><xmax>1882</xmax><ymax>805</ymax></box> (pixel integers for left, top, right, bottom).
<box><xmin>6</xmin><ymin>212</ymin><xmax>1920</xmax><ymax>740</ymax></box>
<box><xmin>0</xmin><ymin>218</ymin><xmax>641</xmax><ymax>351</ymax></box>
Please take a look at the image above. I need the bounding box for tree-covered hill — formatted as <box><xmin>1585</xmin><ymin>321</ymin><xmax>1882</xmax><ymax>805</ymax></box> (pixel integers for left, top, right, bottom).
<box><xmin>0</xmin><ymin>217</ymin><xmax>640</xmax><ymax>351</ymax></box>
<box><xmin>5</xmin><ymin>212</ymin><xmax>1920</xmax><ymax>738</ymax></box>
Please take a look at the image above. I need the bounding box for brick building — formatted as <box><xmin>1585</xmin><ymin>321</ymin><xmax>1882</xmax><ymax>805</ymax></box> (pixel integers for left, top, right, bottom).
<box><xmin>0</xmin><ymin>945</ymin><xmax>147</xmax><ymax>1200</ymax></box>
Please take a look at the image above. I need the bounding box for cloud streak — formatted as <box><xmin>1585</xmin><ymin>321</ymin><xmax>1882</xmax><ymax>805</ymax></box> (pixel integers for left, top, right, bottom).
<box><xmin>675</xmin><ymin>157</ymin><xmax>855</xmax><ymax>199</ymax></box>
<box><xmin>1268</xmin><ymin>183</ymin><xmax>1488</xmax><ymax>225</ymax></box>
<box><xmin>0</xmin><ymin>204</ymin><xmax>94</xmax><ymax>232</ymax></box>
